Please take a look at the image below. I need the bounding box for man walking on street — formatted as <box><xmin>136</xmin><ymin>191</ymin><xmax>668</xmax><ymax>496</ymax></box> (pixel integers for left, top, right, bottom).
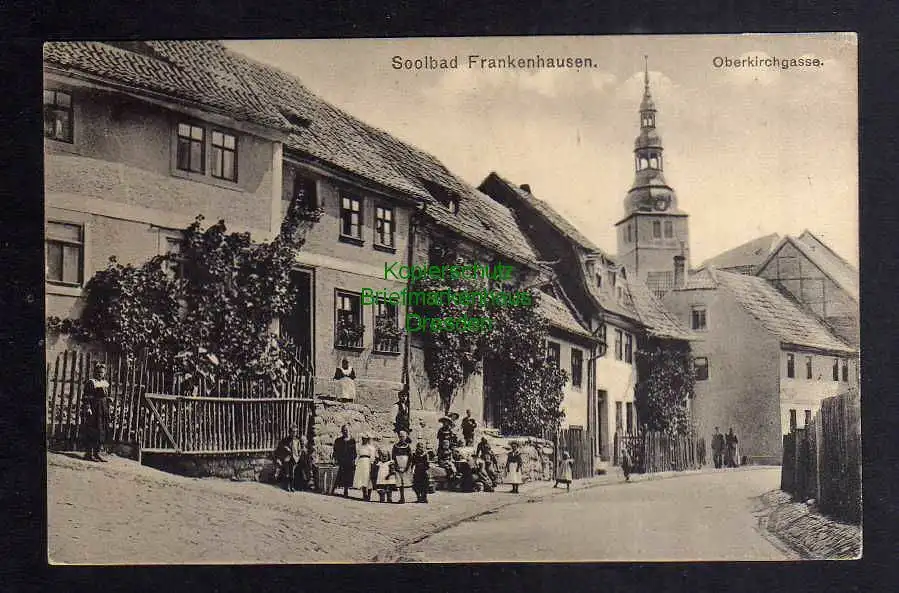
<box><xmin>711</xmin><ymin>427</ymin><xmax>725</xmax><ymax>469</ymax></box>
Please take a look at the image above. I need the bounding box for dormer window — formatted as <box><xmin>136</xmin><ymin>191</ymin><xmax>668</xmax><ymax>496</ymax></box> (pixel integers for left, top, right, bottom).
<box><xmin>447</xmin><ymin>199</ymin><xmax>459</xmax><ymax>214</ymax></box>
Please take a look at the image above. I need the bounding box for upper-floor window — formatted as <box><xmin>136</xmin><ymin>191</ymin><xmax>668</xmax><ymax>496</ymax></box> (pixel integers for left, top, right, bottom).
<box><xmin>789</xmin><ymin>409</ymin><xmax>797</xmax><ymax>432</ymax></box>
<box><xmin>289</xmin><ymin>174</ymin><xmax>319</xmax><ymax>209</ymax></box>
<box><xmin>614</xmin><ymin>329</ymin><xmax>623</xmax><ymax>361</ymax></box>
<box><xmin>664</xmin><ymin>220</ymin><xmax>674</xmax><ymax>238</ymax></box>
<box><xmin>652</xmin><ymin>220</ymin><xmax>662</xmax><ymax>239</ymax></box>
<box><xmin>570</xmin><ymin>348</ymin><xmax>583</xmax><ymax>388</ymax></box>
<box><xmin>210</xmin><ymin>130</ymin><xmax>238</xmax><ymax>181</ymax></box>
<box><xmin>832</xmin><ymin>358</ymin><xmax>839</xmax><ymax>382</ymax></box>
<box><xmin>787</xmin><ymin>353</ymin><xmax>795</xmax><ymax>378</ymax></box>
<box><xmin>626</xmin><ymin>224</ymin><xmax>632</xmax><ymax>243</ymax></box>
<box><xmin>374</xmin><ymin>205</ymin><xmax>395</xmax><ymax>249</ymax></box>
<box><xmin>597</xmin><ymin>324</ymin><xmax>608</xmax><ymax>357</ymax></box>
<box><xmin>694</xmin><ymin>357</ymin><xmax>709</xmax><ymax>381</ymax></box>
<box><xmin>691</xmin><ymin>307</ymin><xmax>707</xmax><ymax>331</ymax></box>
<box><xmin>546</xmin><ymin>341</ymin><xmax>561</xmax><ymax>368</ymax></box>
<box><xmin>44</xmin><ymin>90</ymin><xmax>73</xmax><ymax>143</ymax></box>
<box><xmin>806</xmin><ymin>356</ymin><xmax>813</xmax><ymax>380</ymax></box>
<box><xmin>335</xmin><ymin>291</ymin><xmax>363</xmax><ymax>349</ymax></box>
<box><xmin>841</xmin><ymin>359</ymin><xmax>849</xmax><ymax>382</ymax></box>
<box><xmin>176</xmin><ymin>123</ymin><xmax>205</xmax><ymax>174</ymax></box>
<box><xmin>804</xmin><ymin>409</ymin><xmax>812</xmax><ymax>427</ymax></box>
<box><xmin>624</xmin><ymin>333</ymin><xmax>633</xmax><ymax>364</ymax></box>
<box><xmin>340</xmin><ymin>195</ymin><xmax>363</xmax><ymax>242</ymax></box>
<box><xmin>373</xmin><ymin>299</ymin><xmax>400</xmax><ymax>354</ymax></box>
<box><xmin>46</xmin><ymin>221</ymin><xmax>83</xmax><ymax>286</ymax></box>
<box><xmin>595</xmin><ymin>273</ymin><xmax>602</xmax><ymax>288</ymax></box>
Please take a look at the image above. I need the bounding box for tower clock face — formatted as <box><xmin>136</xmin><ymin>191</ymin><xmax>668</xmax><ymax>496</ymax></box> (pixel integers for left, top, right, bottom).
<box><xmin>654</xmin><ymin>197</ymin><xmax>670</xmax><ymax>211</ymax></box>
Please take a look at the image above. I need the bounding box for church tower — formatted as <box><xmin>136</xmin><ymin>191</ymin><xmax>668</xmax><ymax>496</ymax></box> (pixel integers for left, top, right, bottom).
<box><xmin>615</xmin><ymin>57</ymin><xmax>690</xmax><ymax>298</ymax></box>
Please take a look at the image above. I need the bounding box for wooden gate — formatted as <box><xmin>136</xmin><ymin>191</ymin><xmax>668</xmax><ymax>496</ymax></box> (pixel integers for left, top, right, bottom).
<box><xmin>557</xmin><ymin>427</ymin><xmax>593</xmax><ymax>479</ymax></box>
<box><xmin>140</xmin><ymin>393</ymin><xmax>314</xmax><ymax>455</ymax></box>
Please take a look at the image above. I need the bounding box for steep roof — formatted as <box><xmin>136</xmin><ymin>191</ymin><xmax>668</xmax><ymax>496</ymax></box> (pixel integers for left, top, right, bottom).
<box><xmin>714</xmin><ymin>269</ymin><xmax>855</xmax><ymax>354</ymax></box>
<box><xmin>44</xmin><ymin>40</ymin><xmax>538</xmax><ymax>265</ymax></box>
<box><xmin>480</xmin><ymin>173</ymin><xmax>602</xmax><ymax>253</ymax></box>
<box><xmin>699</xmin><ymin>233</ymin><xmax>781</xmax><ymax>273</ymax></box>
<box><xmin>537</xmin><ymin>290</ymin><xmax>594</xmax><ymax>340</ymax></box>
<box><xmin>625</xmin><ymin>278</ymin><xmax>698</xmax><ymax>341</ymax></box>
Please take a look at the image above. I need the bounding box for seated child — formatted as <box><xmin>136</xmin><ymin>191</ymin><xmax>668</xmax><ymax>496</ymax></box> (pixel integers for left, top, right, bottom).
<box><xmin>436</xmin><ymin>439</ymin><xmax>458</xmax><ymax>481</ymax></box>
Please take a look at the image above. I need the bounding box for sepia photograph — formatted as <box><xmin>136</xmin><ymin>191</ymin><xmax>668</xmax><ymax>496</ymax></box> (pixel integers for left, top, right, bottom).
<box><xmin>43</xmin><ymin>34</ymin><xmax>859</xmax><ymax>564</ymax></box>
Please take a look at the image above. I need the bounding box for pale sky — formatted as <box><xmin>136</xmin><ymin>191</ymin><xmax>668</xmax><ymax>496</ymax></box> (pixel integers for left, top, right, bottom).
<box><xmin>226</xmin><ymin>34</ymin><xmax>858</xmax><ymax>268</ymax></box>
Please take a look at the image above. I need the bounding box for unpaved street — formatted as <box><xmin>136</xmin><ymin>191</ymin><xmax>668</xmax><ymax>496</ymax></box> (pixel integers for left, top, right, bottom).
<box><xmin>397</xmin><ymin>467</ymin><xmax>788</xmax><ymax>562</ymax></box>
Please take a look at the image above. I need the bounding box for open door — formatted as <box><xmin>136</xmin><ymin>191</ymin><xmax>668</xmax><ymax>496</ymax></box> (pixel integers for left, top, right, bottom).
<box><xmin>280</xmin><ymin>269</ymin><xmax>314</xmax><ymax>372</ymax></box>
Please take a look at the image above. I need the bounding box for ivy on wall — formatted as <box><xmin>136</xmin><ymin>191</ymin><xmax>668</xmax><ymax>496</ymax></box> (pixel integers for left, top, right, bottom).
<box><xmin>414</xmin><ymin>237</ymin><xmax>567</xmax><ymax>436</ymax></box>
<box><xmin>634</xmin><ymin>341</ymin><xmax>695</xmax><ymax>435</ymax></box>
<box><xmin>47</xmin><ymin>196</ymin><xmax>323</xmax><ymax>384</ymax></box>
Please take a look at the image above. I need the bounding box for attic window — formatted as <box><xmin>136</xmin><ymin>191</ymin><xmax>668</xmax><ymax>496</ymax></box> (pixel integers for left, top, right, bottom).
<box><xmin>448</xmin><ymin>199</ymin><xmax>459</xmax><ymax>214</ymax></box>
<box><xmin>420</xmin><ymin>177</ymin><xmax>461</xmax><ymax>213</ymax></box>
<box><xmin>282</xmin><ymin>110</ymin><xmax>310</xmax><ymax>128</ymax></box>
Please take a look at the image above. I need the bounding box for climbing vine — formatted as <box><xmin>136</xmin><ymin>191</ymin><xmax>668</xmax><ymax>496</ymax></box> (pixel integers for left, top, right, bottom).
<box><xmin>634</xmin><ymin>342</ymin><xmax>695</xmax><ymax>435</ymax></box>
<box><xmin>414</xmin><ymin>237</ymin><xmax>566</xmax><ymax>435</ymax></box>
<box><xmin>48</xmin><ymin>195</ymin><xmax>323</xmax><ymax>384</ymax></box>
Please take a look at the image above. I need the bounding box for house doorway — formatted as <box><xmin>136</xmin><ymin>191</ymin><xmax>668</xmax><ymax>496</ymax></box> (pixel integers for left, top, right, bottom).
<box><xmin>595</xmin><ymin>389</ymin><xmax>607</xmax><ymax>459</ymax></box>
<box><xmin>280</xmin><ymin>269</ymin><xmax>314</xmax><ymax>372</ymax></box>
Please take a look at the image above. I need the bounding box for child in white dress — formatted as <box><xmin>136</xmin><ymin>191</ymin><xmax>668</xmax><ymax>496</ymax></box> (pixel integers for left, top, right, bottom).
<box><xmin>373</xmin><ymin>449</ymin><xmax>397</xmax><ymax>503</ymax></box>
<box><xmin>555</xmin><ymin>450</ymin><xmax>573</xmax><ymax>491</ymax></box>
<box><xmin>353</xmin><ymin>435</ymin><xmax>376</xmax><ymax>501</ymax></box>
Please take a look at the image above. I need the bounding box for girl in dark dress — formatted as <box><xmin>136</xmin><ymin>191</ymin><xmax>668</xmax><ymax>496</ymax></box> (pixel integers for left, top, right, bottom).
<box><xmin>410</xmin><ymin>442</ymin><xmax>430</xmax><ymax>503</ymax></box>
<box><xmin>81</xmin><ymin>362</ymin><xmax>111</xmax><ymax>462</ymax></box>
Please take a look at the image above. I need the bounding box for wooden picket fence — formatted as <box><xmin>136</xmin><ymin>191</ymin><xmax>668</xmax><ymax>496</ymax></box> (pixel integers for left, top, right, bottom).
<box><xmin>781</xmin><ymin>390</ymin><xmax>860</xmax><ymax>523</ymax></box>
<box><xmin>46</xmin><ymin>350</ymin><xmax>315</xmax><ymax>456</ymax></box>
<box><xmin>614</xmin><ymin>431</ymin><xmax>705</xmax><ymax>474</ymax></box>
<box><xmin>556</xmin><ymin>426</ymin><xmax>593</xmax><ymax>479</ymax></box>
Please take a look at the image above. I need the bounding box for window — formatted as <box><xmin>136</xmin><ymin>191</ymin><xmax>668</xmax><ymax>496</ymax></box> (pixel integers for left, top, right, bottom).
<box><xmin>597</xmin><ymin>324</ymin><xmax>608</xmax><ymax>357</ymax></box>
<box><xmin>786</xmin><ymin>353</ymin><xmax>795</xmax><ymax>378</ymax></box>
<box><xmin>626</xmin><ymin>402</ymin><xmax>635</xmax><ymax>434</ymax></box>
<box><xmin>804</xmin><ymin>409</ymin><xmax>812</xmax><ymax>427</ymax></box>
<box><xmin>789</xmin><ymin>409</ymin><xmax>797</xmax><ymax>432</ymax></box>
<box><xmin>44</xmin><ymin>90</ymin><xmax>73</xmax><ymax>143</ymax></box>
<box><xmin>340</xmin><ymin>195</ymin><xmax>363</xmax><ymax>241</ymax></box>
<box><xmin>694</xmin><ymin>357</ymin><xmax>709</xmax><ymax>381</ymax></box>
<box><xmin>447</xmin><ymin>199</ymin><xmax>459</xmax><ymax>215</ymax></box>
<box><xmin>691</xmin><ymin>307</ymin><xmax>707</xmax><ymax>331</ymax></box>
<box><xmin>832</xmin><ymin>358</ymin><xmax>839</xmax><ymax>382</ymax></box>
<box><xmin>806</xmin><ymin>356</ymin><xmax>813</xmax><ymax>380</ymax></box>
<box><xmin>176</xmin><ymin>123</ymin><xmax>205</xmax><ymax>173</ymax></box>
<box><xmin>624</xmin><ymin>333</ymin><xmax>633</xmax><ymax>364</ymax></box>
<box><xmin>571</xmin><ymin>348</ymin><xmax>583</xmax><ymax>388</ymax></box>
<box><xmin>614</xmin><ymin>329</ymin><xmax>623</xmax><ymax>361</ymax></box>
<box><xmin>373</xmin><ymin>299</ymin><xmax>400</xmax><ymax>353</ymax></box>
<box><xmin>289</xmin><ymin>174</ymin><xmax>318</xmax><ymax>208</ymax></box>
<box><xmin>546</xmin><ymin>341</ymin><xmax>561</xmax><ymax>368</ymax></box>
<box><xmin>664</xmin><ymin>220</ymin><xmax>673</xmax><ymax>238</ymax></box>
<box><xmin>210</xmin><ymin>130</ymin><xmax>237</xmax><ymax>181</ymax></box>
<box><xmin>652</xmin><ymin>220</ymin><xmax>662</xmax><ymax>239</ymax></box>
<box><xmin>615</xmin><ymin>401</ymin><xmax>623</xmax><ymax>432</ymax></box>
<box><xmin>335</xmin><ymin>292</ymin><xmax>363</xmax><ymax>349</ymax></box>
<box><xmin>595</xmin><ymin>273</ymin><xmax>602</xmax><ymax>288</ymax></box>
<box><xmin>46</xmin><ymin>222</ymin><xmax>83</xmax><ymax>285</ymax></box>
<box><xmin>842</xmin><ymin>359</ymin><xmax>849</xmax><ymax>382</ymax></box>
<box><xmin>374</xmin><ymin>205</ymin><xmax>395</xmax><ymax>249</ymax></box>
<box><xmin>626</xmin><ymin>224</ymin><xmax>632</xmax><ymax>243</ymax></box>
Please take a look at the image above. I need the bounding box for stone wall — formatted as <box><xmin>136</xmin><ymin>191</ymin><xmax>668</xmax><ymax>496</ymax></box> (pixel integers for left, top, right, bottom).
<box><xmin>141</xmin><ymin>453</ymin><xmax>276</xmax><ymax>482</ymax></box>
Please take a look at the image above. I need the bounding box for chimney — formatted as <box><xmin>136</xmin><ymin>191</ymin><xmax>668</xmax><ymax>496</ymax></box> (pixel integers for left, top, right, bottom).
<box><xmin>673</xmin><ymin>254</ymin><xmax>685</xmax><ymax>289</ymax></box>
<box><xmin>519</xmin><ymin>184</ymin><xmax>531</xmax><ymax>193</ymax></box>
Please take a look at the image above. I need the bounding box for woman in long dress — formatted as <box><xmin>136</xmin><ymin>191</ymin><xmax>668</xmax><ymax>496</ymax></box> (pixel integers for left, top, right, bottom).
<box><xmin>505</xmin><ymin>441</ymin><xmax>524</xmax><ymax>493</ymax></box>
<box><xmin>392</xmin><ymin>431</ymin><xmax>413</xmax><ymax>504</ymax></box>
<box><xmin>81</xmin><ymin>362</ymin><xmax>111</xmax><ymax>462</ymax></box>
<box><xmin>353</xmin><ymin>435</ymin><xmax>376</xmax><ymax>501</ymax></box>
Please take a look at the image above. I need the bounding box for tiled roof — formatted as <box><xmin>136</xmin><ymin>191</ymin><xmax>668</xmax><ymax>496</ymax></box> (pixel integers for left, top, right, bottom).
<box><xmin>699</xmin><ymin>233</ymin><xmax>780</xmax><ymax>272</ymax></box>
<box><xmin>44</xmin><ymin>41</ymin><xmax>291</xmax><ymax>131</ymax></box>
<box><xmin>625</xmin><ymin>277</ymin><xmax>697</xmax><ymax>341</ymax></box>
<box><xmin>794</xmin><ymin>232</ymin><xmax>859</xmax><ymax>301</ymax></box>
<box><xmin>682</xmin><ymin>268</ymin><xmax>719</xmax><ymax>290</ymax></box>
<box><xmin>714</xmin><ymin>269</ymin><xmax>855</xmax><ymax>354</ymax></box>
<box><xmin>482</xmin><ymin>173</ymin><xmax>602</xmax><ymax>253</ymax></box>
<box><xmin>44</xmin><ymin>41</ymin><xmax>538</xmax><ymax>265</ymax></box>
<box><xmin>537</xmin><ymin>291</ymin><xmax>594</xmax><ymax>339</ymax></box>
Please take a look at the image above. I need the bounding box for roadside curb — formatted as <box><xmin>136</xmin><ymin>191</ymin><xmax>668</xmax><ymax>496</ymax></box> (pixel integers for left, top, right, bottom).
<box><xmin>372</xmin><ymin>466</ymin><xmax>766</xmax><ymax>562</ymax></box>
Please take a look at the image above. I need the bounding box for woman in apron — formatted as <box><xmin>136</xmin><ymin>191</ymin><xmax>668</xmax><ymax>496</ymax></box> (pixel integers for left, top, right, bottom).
<box><xmin>391</xmin><ymin>431</ymin><xmax>413</xmax><ymax>504</ymax></box>
<box><xmin>353</xmin><ymin>434</ymin><xmax>376</xmax><ymax>501</ymax></box>
<box><xmin>333</xmin><ymin>358</ymin><xmax>356</xmax><ymax>401</ymax></box>
<box><xmin>505</xmin><ymin>441</ymin><xmax>524</xmax><ymax>493</ymax></box>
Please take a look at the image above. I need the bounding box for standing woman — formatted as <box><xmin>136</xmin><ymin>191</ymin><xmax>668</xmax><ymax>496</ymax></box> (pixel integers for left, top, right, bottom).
<box><xmin>331</xmin><ymin>424</ymin><xmax>357</xmax><ymax>497</ymax></box>
<box><xmin>353</xmin><ymin>434</ymin><xmax>376</xmax><ymax>501</ymax></box>
<box><xmin>394</xmin><ymin>384</ymin><xmax>411</xmax><ymax>437</ymax></box>
<box><xmin>391</xmin><ymin>430</ymin><xmax>413</xmax><ymax>504</ymax></box>
<box><xmin>81</xmin><ymin>362</ymin><xmax>111</xmax><ymax>462</ymax></box>
<box><xmin>505</xmin><ymin>441</ymin><xmax>524</xmax><ymax>494</ymax></box>
<box><xmin>333</xmin><ymin>358</ymin><xmax>357</xmax><ymax>402</ymax></box>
